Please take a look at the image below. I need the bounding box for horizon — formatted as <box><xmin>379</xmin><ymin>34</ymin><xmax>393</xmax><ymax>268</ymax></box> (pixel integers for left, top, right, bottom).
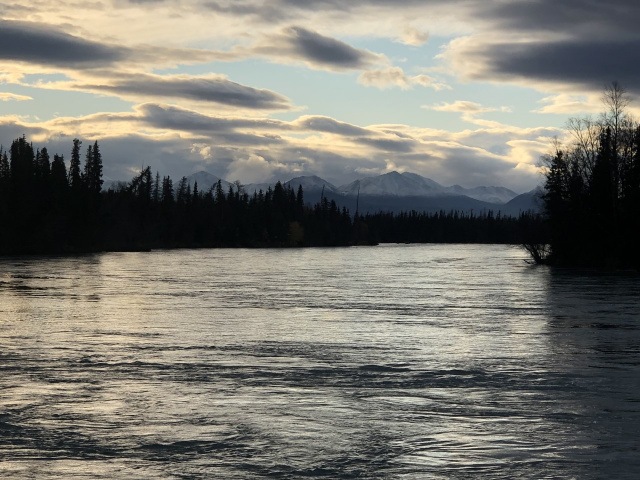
<box><xmin>2</xmin><ymin>2</ymin><xmax>638</xmax><ymax>192</ymax></box>
<box><xmin>177</xmin><ymin>169</ymin><xmax>527</xmax><ymax>194</ymax></box>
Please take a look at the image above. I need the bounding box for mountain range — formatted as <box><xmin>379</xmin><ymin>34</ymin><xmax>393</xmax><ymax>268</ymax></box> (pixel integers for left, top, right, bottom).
<box><xmin>179</xmin><ymin>170</ymin><xmax>543</xmax><ymax>217</ymax></box>
<box><xmin>106</xmin><ymin>170</ymin><xmax>542</xmax><ymax>216</ymax></box>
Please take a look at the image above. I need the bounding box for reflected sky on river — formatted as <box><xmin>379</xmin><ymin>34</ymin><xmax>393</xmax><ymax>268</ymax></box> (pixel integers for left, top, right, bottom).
<box><xmin>1</xmin><ymin>245</ymin><xmax>639</xmax><ymax>479</ymax></box>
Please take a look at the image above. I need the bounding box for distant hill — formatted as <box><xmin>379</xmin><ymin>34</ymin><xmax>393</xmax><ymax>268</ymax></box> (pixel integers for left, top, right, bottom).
<box><xmin>444</xmin><ymin>184</ymin><xmax>518</xmax><ymax>204</ymax></box>
<box><xmin>501</xmin><ymin>187</ymin><xmax>544</xmax><ymax>215</ymax></box>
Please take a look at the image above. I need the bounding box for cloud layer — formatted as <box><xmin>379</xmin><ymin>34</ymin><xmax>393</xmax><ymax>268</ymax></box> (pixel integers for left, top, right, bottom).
<box><xmin>4</xmin><ymin>0</ymin><xmax>635</xmax><ymax>193</ymax></box>
<box><xmin>0</xmin><ymin>102</ymin><xmax>558</xmax><ymax>192</ymax></box>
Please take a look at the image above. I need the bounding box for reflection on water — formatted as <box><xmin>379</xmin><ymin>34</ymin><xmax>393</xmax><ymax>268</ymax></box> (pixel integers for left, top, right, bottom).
<box><xmin>1</xmin><ymin>245</ymin><xmax>639</xmax><ymax>479</ymax></box>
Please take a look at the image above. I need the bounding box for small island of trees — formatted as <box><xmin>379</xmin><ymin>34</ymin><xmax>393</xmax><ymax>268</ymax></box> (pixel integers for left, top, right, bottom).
<box><xmin>533</xmin><ymin>83</ymin><xmax>640</xmax><ymax>268</ymax></box>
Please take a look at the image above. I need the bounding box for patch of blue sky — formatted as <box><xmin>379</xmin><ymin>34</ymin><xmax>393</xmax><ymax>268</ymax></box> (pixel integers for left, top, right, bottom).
<box><xmin>354</xmin><ymin>35</ymin><xmax>569</xmax><ymax>129</ymax></box>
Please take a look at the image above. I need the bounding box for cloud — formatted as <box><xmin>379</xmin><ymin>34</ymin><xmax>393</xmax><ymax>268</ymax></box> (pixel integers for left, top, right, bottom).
<box><xmin>358</xmin><ymin>67</ymin><xmax>444</xmax><ymax>90</ymax></box>
<box><xmin>74</xmin><ymin>73</ymin><xmax>293</xmax><ymax>110</ymax></box>
<box><xmin>441</xmin><ymin>0</ymin><xmax>640</xmax><ymax>97</ymax></box>
<box><xmin>424</xmin><ymin>100</ymin><xmax>511</xmax><ymax>127</ymax></box>
<box><xmin>534</xmin><ymin>94</ymin><xmax>602</xmax><ymax>114</ymax></box>
<box><xmin>476</xmin><ymin>0</ymin><xmax>640</xmax><ymax>36</ymax></box>
<box><xmin>397</xmin><ymin>26</ymin><xmax>429</xmax><ymax>46</ymax></box>
<box><xmin>0</xmin><ymin>20</ymin><xmax>127</xmax><ymax>68</ymax></box>
<box><xmin>132</xmin><ymin>104</ymin><xmax>286</xmax><ymax>146</ymax></box>
<box><xmin>136</xmin><ymin>103</ymin><xmax>290</xmax><ymax>133</ymax></box>
<box><xmin>0</xmin><ymin>19</ymin><xmax>217</xmax><ymax>73</ymax></box>
<box><xmin>246</xmin><ymin>26</ymin><xmax>386</xmax><ymax>71</ymax></box>
<box><xmin>461</xmin><ymin>38</ymin><xmax>640</xmax><ymax>93</ymax></box>
<box><xmin>226</xmin><ymin>154</ymin><xmax>289</xmax><ymax>183</ymax></box>
<box><xmin>294</xmin><ymin>115</ymin><xmax>371</xmax><ymax>136</ymax></box>
<box><xmin>1</xmin><ymin>103</ymin><xmax>554</xmax><ymax>192</ymax></box>
<box><xmin>428</xmin><ymin>100</ymin><xmax>495</xmax><ymax>113</ymax></box>
<box><xmin>0</xmin><ymin>92</ymin><xmax>32</xmax><ymax>102</ymax></box>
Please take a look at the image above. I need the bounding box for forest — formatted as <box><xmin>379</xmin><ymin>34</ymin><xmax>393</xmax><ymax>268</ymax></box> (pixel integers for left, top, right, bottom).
<box><xmin>0</xmin><ymin>135</ymin><xmax>542</xmax><ymax>255</ymax></box>
<box><xmin>533</xmin><ymin>83</ymin><xmax>640</xmax><ymax>268</ymax></box>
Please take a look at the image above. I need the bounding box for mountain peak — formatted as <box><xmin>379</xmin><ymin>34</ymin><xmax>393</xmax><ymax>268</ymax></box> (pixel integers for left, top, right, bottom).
<box><xmin>337</xmin><ymin>171</ymin><xmax>444</xmax><ymax>197</ymax></box>
<box><xmin>284</xmin><ymin>175</ymin><xmax>338</xmax><ymax>192</ymax></box>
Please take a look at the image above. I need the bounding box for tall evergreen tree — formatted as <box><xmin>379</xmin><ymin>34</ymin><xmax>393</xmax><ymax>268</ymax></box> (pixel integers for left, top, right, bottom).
<box><xmin>69</xmin><ymin>138</ymin><xmax>83</xmax><ymax>190</ymax></box>
<box><xmin>35</xmin><ymin>147</ymin><xmax>51</xmax><ymax>179</ymax></box>
<box><xmin>9</xmin><ymin>135</ymin><xmax>35</xmax><ymax>189</ymax></box>
<box><xmin>84</xmin><ymin>140</ymin><xmax>103</xmax><ymax>194</ymax></box>
<box><xmin>0</xmin><ymin>149</ymin><xmax>9</xmax><ymax>183</ymax></box>
<box><xmin>51</xmin><ymin>154</ymin><xmax>68</xmax><ymax>189</ymax></box>
<box><xmin>161</xmin><ymin>176</ymin><xmax>174</xmax><ymax>205</ymax></box>
<box><xmin>153</xmin><ymin>171</ymin><xmax>160</xmax><ymax>203</ymax></box>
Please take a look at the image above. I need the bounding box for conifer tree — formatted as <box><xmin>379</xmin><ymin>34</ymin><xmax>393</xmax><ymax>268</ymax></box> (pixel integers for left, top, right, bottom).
<box><xmin>36</xmin><ymin>147</ymin><xmax>51</xmax><ymax>177</ymax></box>
<box><xmin>0</xmin><ymin>149</ymin><xmax>9</xmax><ymax>183</ymax></box>
<box><xmin>69</xmin><ymin>138</ymin><xmax>82</xmax><ymax>189</ymax></box>
<box><xmin>51</xmin><ymin>154</ymin><xmax>68</xmax><ymax>188</ymax></box>
<box><xmin>161</xmin><ymin>176</ymin><xmax>174</xmax><ymax>205</ymax></box>
<box><xmin>153</xmin><ymin>171</ymin><xmax>160</xmax><ymax>203</ymax></box>
<box><xmin>90</xmin><ymin>140</ymin><xmax>103</xmax><ymax>194</ymax></box>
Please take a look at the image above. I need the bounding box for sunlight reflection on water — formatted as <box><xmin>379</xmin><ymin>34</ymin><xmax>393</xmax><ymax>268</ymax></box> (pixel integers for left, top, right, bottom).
<box><xmin>1</xmin><ymin>244</ymin><xmax>640</xmax><ymax>479</ymax></box>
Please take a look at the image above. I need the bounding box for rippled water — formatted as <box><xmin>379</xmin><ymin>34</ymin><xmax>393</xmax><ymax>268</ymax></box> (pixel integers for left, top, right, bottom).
<box><xmin>1</xmin><ymin>244</ymin><xmax>640</xmax><ymax>479</ymax></box>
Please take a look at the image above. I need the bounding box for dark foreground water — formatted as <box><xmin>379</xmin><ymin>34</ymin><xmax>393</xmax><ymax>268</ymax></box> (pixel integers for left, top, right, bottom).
<box><xmin>1</xmin><ymin>244</ymin><xmax>639</xmax><ymax>479</ymax></box>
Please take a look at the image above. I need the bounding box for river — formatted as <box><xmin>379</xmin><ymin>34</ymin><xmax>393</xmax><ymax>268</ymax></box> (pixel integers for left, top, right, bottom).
<box><xmin>1</xmin><ymin>244</ymin><xmax>639</xmax><ymax>479</ymax></box>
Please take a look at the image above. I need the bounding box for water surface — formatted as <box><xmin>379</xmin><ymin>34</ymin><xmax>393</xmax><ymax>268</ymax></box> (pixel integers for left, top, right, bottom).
<box><xmin>1</xmin><ymin>245</ymin><xmax>639</xmax><ymax>478</ymax></box>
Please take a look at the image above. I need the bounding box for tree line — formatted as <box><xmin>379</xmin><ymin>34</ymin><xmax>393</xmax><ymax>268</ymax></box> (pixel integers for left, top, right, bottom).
<box><xmin>0</xmin><ymin>135</ymin><xmax>543</xmax><ymax>255</ymax></box>
<box><xmin>533</xmin><ymin>83</ymin><xmax>640</xmax><ymax>268</ymax></box>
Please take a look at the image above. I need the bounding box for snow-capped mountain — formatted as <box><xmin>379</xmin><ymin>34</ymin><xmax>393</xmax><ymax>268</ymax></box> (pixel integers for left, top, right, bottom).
<box><xmin>444</xmin><ymin>185</ymin><xmax>518</xmax><ymax>204</ymax></box>
<box><xmin>338</xmin><ymin>171</ymin><xmax>445</xmax><ymax>196</ymax></box>
<box><xmin>284</xmin><ymin>175</ymin><xmax>339</xmax><ymax>194</ymax></box>
<box><xmin>335</xmin><ymin>171</ymin><xmax>518</xmax><ymax>203</ymax></box>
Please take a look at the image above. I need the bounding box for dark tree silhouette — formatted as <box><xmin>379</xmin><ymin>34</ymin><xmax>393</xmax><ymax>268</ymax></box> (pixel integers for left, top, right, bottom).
<box><xmin>69</xmin><ymin>138</ymin><xmax>83</xmax><ymax>190</ymax></box>
<box><xmin>0</xmin><ymin>135</ymin><xmax>546</xmax><ymax>255</ymax></box>
<box><xmin>536</xmin><ymin>83</ymin><xmax>640</xmax><ymax>268</ymax></box>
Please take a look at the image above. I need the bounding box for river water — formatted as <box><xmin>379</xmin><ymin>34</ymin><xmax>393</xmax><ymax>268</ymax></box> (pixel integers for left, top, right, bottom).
<box><xmin>1</xmin><ymin>244</ymin><xmax>639</xmax><ymax>479</ymax></box>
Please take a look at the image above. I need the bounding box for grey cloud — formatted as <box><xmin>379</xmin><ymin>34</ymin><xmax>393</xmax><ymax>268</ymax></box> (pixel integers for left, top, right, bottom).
<box><xmin>0</xmin><ymin>121</ymin><xmax>49</xmax><ymax>144</ymax></box>
<box><xmin>295</xmin><ymin>116</ymin><xmax>371</xmax><ymax>136</ymax></box>
<box><xmin>357</xmin><ymin>137</ymin><xmax>416</xmax><ymax>153</ymax></box>
<box><xmin>466</xmin><ymin>39</ymin><xmax>640</xmax><ymax>94</ymax></box>
<box><xmin>137</xmin><ymin>105</ymin><xmax>372</xmax><ymax>138</ymax></box>
<box><xmin>203</xmin><ymin>0</ymin><xmax>449</xmax><ymax>19</ymax></box>
<box><xmin>251</xmin><ymin>26</ymin><xmax>384</xmax><ymax>70</ymax></box>
<box><xmin>80</xmin><ymin>74</ymin><xmax>293</xmax><ymax>110</ymax></box>
<box><xmin>202</xmin><ymin>0</ymin><xmax>639</xmax><ymax>37</ymax></box>
<box><xmin>134</xmin><ymin>104</ymin><xmax>286</xmax><ymax>146</ymax></box>
<box><xmin>287</xmin><ymin>27</ymin><xmax>375</xmax><ymax>69</ymax></box>
<box><xmin>0</xmin><ymin>20</ymin><xmax>127</xmax><ymax>68</ymax></box>
<box><xmin>478</xmin><ymin>0</ymin><xmax>640</xmax><ymax>36</ymax></box>
<box><xmin>137</xmin><ymin>104</ymin><xmax>290</xmax><ymax>132</ymax></box>
<box><xmin>0</xmin><ymin>20</ymin><xmax>215</xmax><ymax>70</ymax></box>
<box><xmin>203</xmin><ymin>1</ymin><xmax>291</xmax><ymax>22</ymax></box>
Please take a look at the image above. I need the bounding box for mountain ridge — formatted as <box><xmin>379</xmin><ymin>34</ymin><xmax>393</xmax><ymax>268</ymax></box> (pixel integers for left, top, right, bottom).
<box><xmin>112</xmin><ymin>169</ymin><xmax>542</xmax><ymax>215</ymax></box>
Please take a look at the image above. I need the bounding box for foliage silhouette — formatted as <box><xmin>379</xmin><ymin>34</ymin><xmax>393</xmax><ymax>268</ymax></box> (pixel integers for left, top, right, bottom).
<box><xmin>0</xmin><ymin>136</ymin><xmax>544</xmax><ymax>255</ymax></box>
<box><xmin>536</xmin><ymin>83</ymin><xmax>640</xmax><ymax>268</ymax></box>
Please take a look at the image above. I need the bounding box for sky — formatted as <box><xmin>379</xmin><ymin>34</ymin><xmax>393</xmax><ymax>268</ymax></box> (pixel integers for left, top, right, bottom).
<box><xmin>1</xmin><ymin>0</ymin><xmax>638</xmax><ymax>193</ymax></box>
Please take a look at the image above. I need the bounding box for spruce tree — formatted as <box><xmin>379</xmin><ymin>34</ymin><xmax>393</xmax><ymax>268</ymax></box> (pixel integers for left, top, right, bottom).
<box><xmin>0</xmin><ymin>149</ymin><xmax>9</xmax><ymax>183</ymax></box>
<box><xmin>51</xmin><ymin>154</ymin><xmax>68</xmax><ymax>189</ymax></box>
<box><xmin>69</xmin><ymin>138</ymin><xmax>82</xmax><ymax>190</ymax></box>
<box><xmin>90</xmin><ymin>140</ymin><xmax>103</xmax><ymax>194</ymax></box>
